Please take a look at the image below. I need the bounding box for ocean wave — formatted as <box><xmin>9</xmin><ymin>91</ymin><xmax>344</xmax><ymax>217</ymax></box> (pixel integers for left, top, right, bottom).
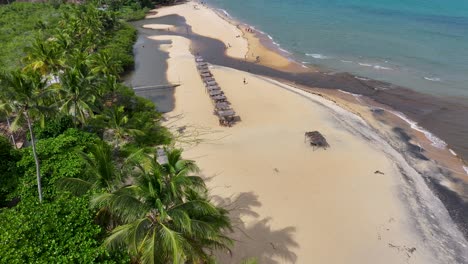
<box><xmin>341</xmin><ymin>60</ymin><xmax>353</xmax><ymax>63</ymax></box>
<box><xmin>359</xmin><ymin>63</ymin><xmax>392</xmax><ymax>70</ymax></box>
<box><xmin>219</xmin><ymin>9</ymin><xmax>231</xmax><ymax>17</ymax></box>
<box><xmin>338</xmin><ymin>89</ymin><xmax>362</xmax><ymax>98</ymax></box>
<box><xmin>306</xmin><ymin>53</ymin><xmax>329</xmax><ymax>59</ymax></box>
<box><xmin>373</xmin><ymin>65</ymin><xmax>393</xmax><ymax>70</ymax></box>
<box><xmin>390</xmin><ymin>111</ymin><xmax>447</xmax><ymax>149</ymax></box>
<box><xmin>449</xmin><ymin>149</ymin><xmax>457</xmax><ymax>156</ymax></box>
<box><xmin>464</xmin><ymin>166</ymin><xmax>468</xmax><ymax>175</ymax></box>
<box><xmin>278</xmin><ymin>48</ymin><xmax>290</xmax><ymax>54</ymax></box>
<box><xmin>424</xmin><ymin>77</ymin><xmax>442</xmax><ymax>82</ymax></box>
<box><xmin>354</xmin><ymin>76</ymin><xmax>370</xmax><ymax>81</ymax></box>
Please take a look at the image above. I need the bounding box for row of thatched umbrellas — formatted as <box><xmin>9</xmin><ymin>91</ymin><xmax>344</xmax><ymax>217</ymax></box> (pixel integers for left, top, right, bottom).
<box><xmin>195</xmin><ymin>56</ymin><xmax>237</xmax><ymax>127</ymax></box>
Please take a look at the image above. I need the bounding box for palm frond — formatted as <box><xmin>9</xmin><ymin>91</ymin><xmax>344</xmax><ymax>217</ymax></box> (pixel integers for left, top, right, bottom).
<box><xmin>56</xmin><ymin>177</ymin><xmax>93</xmax><ymax>196</ymax></box>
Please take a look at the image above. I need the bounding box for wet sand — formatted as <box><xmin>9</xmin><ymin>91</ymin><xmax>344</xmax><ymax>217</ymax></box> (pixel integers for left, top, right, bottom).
<box><xmin>131</xmin><ymin>2</ymin><xmax>468</xmax><ymax>263</ymax></box>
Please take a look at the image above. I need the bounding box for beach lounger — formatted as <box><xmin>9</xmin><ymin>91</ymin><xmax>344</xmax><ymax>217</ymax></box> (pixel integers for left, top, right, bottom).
<box><xmin>205</xmin><ymin>80</ymin><xmax>217</xmax><ymax>85</ymax></box>
<box><xmin>195</xmin><ymin>58</ymin><xmax>204</xmax><ymax>62</ymax></box>
<box><xmin>215</xmin><ymin>102</ymin><xmax>231</xmax><ymax>110</ymax></box>
<box><xmin>207</xmin><ymin>86</ymin><xmax>221</xmax><ymax>92</ymax></box>
<box><xmin>209</xmin><ymin>90</ymin><xmax>223</xmax><ymax>96</ymax></box>
<box><xmin>201</xmin><ymin>73</ymin><xmax>212</xmax><ymax>78</ymax></box>
<box><xmin>199</xmin><ymin>68</ymin><xmax>211</xmax><ymax>74</ymax></box>
<box><xmin>217</xmin><ymin>109</ymin><xmax>236</xmax><ymax>117</ymax></box>
<box><xmin>203</xmin><ymin>77</ymin><xmax>215</xmax><ymax>82</ymax></box>
<box><xmin>212</xmin><ymin>95</ymin><xmax>227</xmax><ymax>102</ymax></box>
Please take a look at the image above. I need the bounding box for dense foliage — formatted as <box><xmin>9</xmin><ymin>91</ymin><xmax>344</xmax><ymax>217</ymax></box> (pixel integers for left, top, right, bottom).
<box><xmin>17</xmin><ymin>129</ymin><xmax>99</xmax><ymax>199</ymax></box>
<box><xmin>0</xmin><ymin>1</ymin><xmax>233</xmax><ymax>263</ymax></box>
<box><xmin>0</xmin><ymin>135</ymin><xmax>21</xmax><ymax>206</ymax></box>
<box><xmin>0</xmin><ymin>194</ymin><xmax>129</xmax><ymax>263</ymax></box>
<box><xmin>0</xmin><ymin>3</ymin><xmax>63</xmax><ymax>71</ymax></box>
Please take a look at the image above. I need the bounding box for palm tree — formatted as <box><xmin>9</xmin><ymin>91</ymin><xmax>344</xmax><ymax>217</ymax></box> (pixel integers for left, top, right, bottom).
<box><xmin>58</xmin><ymin>141</ymin><xmax>120</xmax><ymax>195</ymax></box>
<box><xmin>97</xmin><ymin>106</ymin><xmax>144</xmax><ymax>148</ymax></box>
<box><xmin>23</xmin><ymin>38</ymin><xmax>63</xmax><ymax>78</ymax></box>
<box><xmin>58</xmin><ymin>140</ymin><xmax>124</xmax><ymax>230</ymax></box>
<box><xmin>88</xmin><ymin>50</ymin><xmax>123</xmax><ymax>77</ymax></box>
<box><xmin>0</xmin><ymin>70</ymin><xmax>51</xmax><ymax>203</ymax></box>
<box><xmin>92</xmin><ymin>149</ymin><xmax>232</xmax><ymax>263</ymax></box>
<box><xmin>57</xmin><ymin>65</ymin><xmax>97</xmax><ymax>126</ymax></box>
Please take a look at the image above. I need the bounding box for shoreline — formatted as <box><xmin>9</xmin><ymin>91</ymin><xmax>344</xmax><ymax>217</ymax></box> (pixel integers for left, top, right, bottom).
<box><xmin>209</xmin><ymin>2</ymin><xmax>468</xmax><ymax>179</ymax></box>
<box><xmin>206</xmin><ymin>1</ymin><xmax>468</xmax><ymax>170</ymax></box>
<box><xmin>129</xmin><ymin>2</ymin><xmax>468</xmax><ymax>262</ymax></box>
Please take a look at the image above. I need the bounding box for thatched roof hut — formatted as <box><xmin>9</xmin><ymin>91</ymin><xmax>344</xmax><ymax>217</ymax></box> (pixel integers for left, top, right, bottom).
<box><xmin>304</xmin><ymin>131</ymin><xmax>330</xmax><ymax>149</ymax></box>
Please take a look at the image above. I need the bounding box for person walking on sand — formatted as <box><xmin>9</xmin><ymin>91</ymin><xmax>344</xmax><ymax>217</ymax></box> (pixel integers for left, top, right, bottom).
<box><xmin>243</xmin><ymin>78</ymin><xmax>247</xmax><ymax>85</ymax></box>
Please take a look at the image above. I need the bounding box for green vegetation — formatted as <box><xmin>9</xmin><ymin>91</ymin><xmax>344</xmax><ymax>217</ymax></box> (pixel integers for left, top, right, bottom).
<box><xmin>0</xmin><ymin>3</ymin><xmax>63</xmax><ymax>71</ymax></box>
<box><xmin>0</xmin><ymin>1</ymin><xmax>232</xmax><ymax>263</ymax></box>
<box><xmin>0</xmin><ymin>194</ymin><xmax>129</xmax><ymax>264</ymax></box>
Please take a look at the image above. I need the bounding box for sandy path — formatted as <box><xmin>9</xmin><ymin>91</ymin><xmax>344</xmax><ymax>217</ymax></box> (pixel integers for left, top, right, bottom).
<box><xmin>148</xmin><ymin>3</ymin><xmax>248</xmax><ymax>59</ymax></box>
<box><xmin>150</xmin><ymin>34</ymin><xmax>435</xmax><ymax>263</ymax></box>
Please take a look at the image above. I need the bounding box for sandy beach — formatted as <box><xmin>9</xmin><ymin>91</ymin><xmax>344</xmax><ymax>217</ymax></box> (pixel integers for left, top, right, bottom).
<box><xmin>137</xmin><ymin>2</ymin><xmax>468</xmax><ymax>263</ymax></box>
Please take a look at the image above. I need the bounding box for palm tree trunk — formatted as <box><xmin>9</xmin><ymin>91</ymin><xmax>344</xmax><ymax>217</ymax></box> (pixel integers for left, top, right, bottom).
<box><xmin>6</xmin><ymin>117</ymin><xmax>16</xmax><ymax>148</ymax></box>
<box><xmin>25</xmin><ymin>112</ymin><xmax>43</xmax><ymax>203</ymax></box>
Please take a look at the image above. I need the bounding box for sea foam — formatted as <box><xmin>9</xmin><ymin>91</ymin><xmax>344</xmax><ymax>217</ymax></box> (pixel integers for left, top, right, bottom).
<box><xmin>359</xmin><ymin>63</ymin><xmax>392</xmax><ymax>70</ymax></box>
<box><xmin>219</xmin><ymin>9</ymin><xmax>231</xmax><ymax>17</ymax></box>
<box><xmin>306</xmin><ymin>53</ymin><xmax>329</xmax><ymax>59</ymax></box>
<box><xmin>354</xmin><ymin>76</ymin><xmax>370</xmax><ymax>81</ymax></box>
<box><xmin>390</xmin><ymin>111</ymin><xmax>447</xmax><ymax>149</ymax></box>
<box><xmin>424</xmin><ymin>77</ymin><xmax>442</xmax><ymax>82</ymax></box>
<box><xmin>449</xmin><ymin>149</ymin><xmax>457</xmax><ymax>156</ymax></box>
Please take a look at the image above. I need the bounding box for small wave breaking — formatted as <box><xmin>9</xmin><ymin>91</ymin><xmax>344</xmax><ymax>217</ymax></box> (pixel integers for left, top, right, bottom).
<box><xmin>219</xmin><ymin>9</ymin><xmax>231</xmax><ymax>18</ymax></box>
<box><xmin>358</xmin><ymin>62</ymin><xmax>392</xmax><ymax>70</ymax></box>
<box><xmin>354</xmin><ymin>76</ymin><xmax>370</xmax><ymax>81</ymax></box>
<box><xmin>424</xmin><ymin>77</ymin><xmax>442</xmax><ymax>82</ymax></box>
<box><xmin>306</xmin><ymin>53</ymin><xmax>329</xmax><ymax>59</ymax></box>
<box><xmin>391</xmin><ymin>111</ymin><xmax>447</xmax><ymax>149</ymax></box>
<box><xmin>449</xmin><ymin>149</ymin><xmax>457</xmax><ymax>156</ymax></box>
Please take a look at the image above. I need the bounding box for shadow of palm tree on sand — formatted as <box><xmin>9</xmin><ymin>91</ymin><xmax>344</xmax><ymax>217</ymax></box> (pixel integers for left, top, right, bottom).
<box><xmin>213</xmin><ymin>192</ymin><xmax>298</xmax><ymax>263</ymax></box>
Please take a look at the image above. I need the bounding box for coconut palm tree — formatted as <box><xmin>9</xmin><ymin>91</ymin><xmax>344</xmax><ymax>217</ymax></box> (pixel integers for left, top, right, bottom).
<box><xmin>57</xmin><ymin>141</ymin><xmax>120</xmax><ymax>195</ymax></box>
<box><xmin>0</xmin><ymin>70</ymin><xmax>51</xmax><ymax>203</ymax></box>
<box><xmin>88</xmin><ymin>50</ymin><xmax>123</xmax><ymax>77</ymax></box>
<box><xmin>96</xmin><ymin>106</ymin><xmax>144</xmax><ymax>148</ymax></box>
<box><xmin>23</xmin><ymin>38</ymin><xmax>64</xmax><ymax>78</ymax></box>
<box><xmin>92</xmin><ymin>149</ymin><xmax>232</xmax><ymax>263</ymax></box>
<box><xmin>57</xmin><ymin>65</ymin><xmax>97</xmax><ymax>126</ymax></box>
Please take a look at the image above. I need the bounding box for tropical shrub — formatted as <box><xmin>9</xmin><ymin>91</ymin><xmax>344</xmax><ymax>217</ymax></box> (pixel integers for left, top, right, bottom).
<box><xmin>0</xmin><ymin>194</ymin><xmax>129</xmax><ymax>263</ymax></box>
<box><xmin>17</xmin><ymin>129</ymin><xmax>100</xmax><ymax>198</ymax></box>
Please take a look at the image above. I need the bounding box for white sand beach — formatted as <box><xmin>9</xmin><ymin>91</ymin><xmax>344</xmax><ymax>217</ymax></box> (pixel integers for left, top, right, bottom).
<box><xmin>148</xmin><ymin>3</ymin><xmax>248</xmax><ymax>59</ymax></box>
<box><xmin>141</xmin><ymin>2</ymin><xmax>467</xmax><ymax>263</ymax></box>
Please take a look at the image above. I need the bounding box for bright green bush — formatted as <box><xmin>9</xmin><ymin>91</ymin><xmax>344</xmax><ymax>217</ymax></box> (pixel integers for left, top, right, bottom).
<box><xmin>0</xmin><ymin>194</ymin><xmax>129</xmax><ymax>263</ymax></box>
<box><xmin>17</xmin><ymin>129</ymin><xmax>100</xmax><ymax>198</ymax></box>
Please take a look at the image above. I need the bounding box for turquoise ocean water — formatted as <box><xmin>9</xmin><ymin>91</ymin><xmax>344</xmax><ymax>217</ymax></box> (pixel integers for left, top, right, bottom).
<box><xmin>207</xmin><ymin>0</ymin><xmax>468</xmax><ymax>97</ymax></box>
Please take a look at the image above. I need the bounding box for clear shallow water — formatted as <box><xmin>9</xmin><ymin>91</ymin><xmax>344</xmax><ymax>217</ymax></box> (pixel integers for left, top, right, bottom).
<box><xmin>207</xmin><ymin>0</ymin><xmax>468</xmax><ymax>97</ymax></box>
